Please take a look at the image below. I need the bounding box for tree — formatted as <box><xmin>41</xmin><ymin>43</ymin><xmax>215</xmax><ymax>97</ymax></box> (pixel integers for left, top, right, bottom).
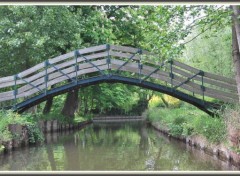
<box><xmin>232</xmin><ymin>5</ymin><xmax>240</xmax><ymax>102</ymax></box>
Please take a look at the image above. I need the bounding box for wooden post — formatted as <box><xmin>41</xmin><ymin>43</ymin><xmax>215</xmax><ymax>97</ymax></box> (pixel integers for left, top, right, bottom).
<box><xmin>169</xmin><ymin>60</ymin><xmax>174</xmax><ymax>90</ymax></box>
<box><xmin>138</xmin><ymin>49</ymin><xmax>142</xmax><ymax>81</ymax></box>
<box><xmin>44</xmin><ymin>60</ymin><xmax>49</xmax><ymax>95</ymax></box>
<box><xmin>106</xmin><ymin>44</ymin><xmax>111</xmax><ymax>76</ymax></box>
<box><xmin>13</xmin><ymin>74</ymin><xmax>18</xmax><ymax>108</ymax></box>
<box><xmin>200</xmin><ymin>70</ymin><xmax>205</xmax><ymax>103</ymax></box>
<box><xmin>74</xmin><ymin>50</ymin><xmax>79</xmax><ymax>84</ymax></box>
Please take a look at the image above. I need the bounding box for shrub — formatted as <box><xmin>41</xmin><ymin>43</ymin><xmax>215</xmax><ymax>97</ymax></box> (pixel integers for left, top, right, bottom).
<box><xmin>26</xmin><ymin>124</ymin><xmax>44</xmax><ymax>144</ymax></box>
<box><xmin>148</xmin><ymin>95</ymin><xmax>164</xmax><ymax>108</ymax></box>
<box><xmin>192</xmin><ymin>115</ymin><xmax>226</xmax><ymax>143</ymax></box>
<box><xmin>0</xmin><ymin>110</ymin><xmax>43</xmax><ymax>144</ymax></box>
<box><xmin>147</xmin><ymin>104</ymin><xmax>227</xmax><ymax>144</ymax></box>
<box><xmin>223</xmin><ymin>104</ymin><xmax>240</xmax><ymax>130</ymax></box>
<box><xmin>163</xmin><ymin>94</ymin><xmax>181</xmax><ymax>108</ymax></box>
<box><xmin>182</xmin><ymin>122</ymin><xmax>194</xmax><ymax>136</ymax></box>
<box><xmin>169</xmin><ymin>124</ymin><xmax>183</xmax><ymax>137</ymax></box>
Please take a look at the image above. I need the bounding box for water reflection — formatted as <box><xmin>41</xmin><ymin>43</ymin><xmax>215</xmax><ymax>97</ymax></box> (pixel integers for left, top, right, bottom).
<box><xmin>0</xmin><ymin>121</ymin><xmax>238</xmax><ymax>171</ymax></box>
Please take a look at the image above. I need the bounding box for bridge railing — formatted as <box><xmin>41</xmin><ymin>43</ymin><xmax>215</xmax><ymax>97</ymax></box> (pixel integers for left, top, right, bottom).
<box><xmin>0</xmin><ymin>44</ymin><xmax>238</xmax><ymax>109</ymax></box>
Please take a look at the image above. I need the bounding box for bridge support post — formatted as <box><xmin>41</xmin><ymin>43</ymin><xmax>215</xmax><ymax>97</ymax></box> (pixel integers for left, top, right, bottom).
<box><xmin>74</xmin><ymin>50</ymin><xmax>80</xmax><ymax>84</ymax></box>
<box><xmin>44</xmin><ymin>60</ymin><xmax>49</xmax><ymax>95</ymax></box>
<box><xmin>138</xmin><ymin>49</ymin><xmax>142</xmax><ymax>81</ymax></box>
<box><xmin>13</xmin><ymin>74</ymin><xmax>18</xmax><ymax>109</ymax></box>
<box><xmin>200</xmin><ymin>70</ymin><xmax>205</xmax><ymax>104</ymax></box>
<box><xmin>192</xmin><ymin>80</ymin><xmax>195</xmax><ymax>97</ymax></box>
<box><xmin>169</xmin><ymin>60</ymin><xmax>174</xmax><ymax>91</ymax></box>
<box><xmin>106</xmin><ymin>44</ymin><xmax>111</xmax><ymax>76</ymax></box>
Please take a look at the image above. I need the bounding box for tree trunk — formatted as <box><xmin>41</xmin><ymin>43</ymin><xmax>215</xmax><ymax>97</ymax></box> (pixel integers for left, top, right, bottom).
<box><xmin>232</xmin><ymin>5</ymin><xmax>240</xmax><ymax>102</ymax></box>
<box><xmin>232</xmin><ymin>6</ymin><xmax>240</xmax><ymax>51</ymax></box>
<box><xmin>159</xmin><ymin>94</ymin><xmax>169</xmax><ymax>108</ymax></box>
<box><xmin>43</xmin><ymin>86</ymin><xmax>55</xmax><ymax>114</ymax></box>
<box><xmin>25</xmin><ymin>105</ymin><xmax>38</xmax><ymax>114</ymax></box>
<box><xmin>43</xmin><ymin>97</ymin><xmax>54</xmax><ymax>115</ymax></box>
<box><xmin>83</xmin><ymin>91</ymin><xmax>88</xmax><ymax>115</ymax></box>
<box><xmin>61</xmin><ymin>89</ymin><xmax>79</xmax><ymax>119</ymax></box>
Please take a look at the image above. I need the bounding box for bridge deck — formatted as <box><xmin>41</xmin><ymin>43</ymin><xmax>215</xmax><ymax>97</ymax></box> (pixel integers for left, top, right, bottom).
<box><xmin>0</xmin><ymin>44</ymin><xmax>238</xmax><ymax>115</ymax></box>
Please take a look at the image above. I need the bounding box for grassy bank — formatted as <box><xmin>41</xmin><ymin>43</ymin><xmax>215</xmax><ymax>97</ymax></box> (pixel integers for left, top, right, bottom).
<box><xmin>147</xmin><ymin>96</ymin><xmax>227</xmax><ymax>145</ymax></box>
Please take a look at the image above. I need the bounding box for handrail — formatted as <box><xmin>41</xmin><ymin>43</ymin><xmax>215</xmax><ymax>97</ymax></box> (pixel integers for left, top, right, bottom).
<box><xmin>0</xmin><ymin>44</ymin><xmax>238</xmax><ymax>111</ymax></box>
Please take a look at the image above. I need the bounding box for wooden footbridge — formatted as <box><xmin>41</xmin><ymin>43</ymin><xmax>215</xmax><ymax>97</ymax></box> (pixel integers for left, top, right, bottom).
<box><xmin>0</xmin><ymin>44</ymin><xmax>238</xmax><ymax>115</ymax></box>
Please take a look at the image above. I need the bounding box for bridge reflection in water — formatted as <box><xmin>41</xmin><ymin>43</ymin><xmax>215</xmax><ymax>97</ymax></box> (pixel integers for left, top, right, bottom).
<box><xmin>0</xmin><ymin>44</ymin><xmax>237</xmax><ymax>115</ymax></box>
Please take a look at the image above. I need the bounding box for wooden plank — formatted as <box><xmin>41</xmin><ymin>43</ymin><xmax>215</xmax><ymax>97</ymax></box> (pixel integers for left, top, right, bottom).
<box><xmin>110</xmin><ymin>45</ymin><xmax>139</xmax><ymax>54</ymax></box>
<box><xmin>0</xmin><ymin>49</ymin><xmax>155</xmax><ymax>87</ymax></box>
<box><xmin>150</xmin><ymin>73</ymin><xmax>237</xmax><ymax>103</ymax></box>
<box><xmin>109</xmin><ymin>51</ymin><xmax>140</xmax><ymax>61</ymax></box>
<box><xmin>111</xmin><ymin>59</ymin><xmax>179</xmax><ymax>82</ymax></box>
<box><xmin>0</xmin><ymin>91</ymin><xmax>14</xmax><ymax>99</ymax></box>
<box><xmin>0</xmin><ymin>76</ymin><xmax>14</xmax><ymax>84</ymax></box>
<box><xmin>0</xmin><ymin>52</ymin><xmax>108</xmax><ymax>89</ymax></box>
<box><xmin>172</xmin><ymin>73</ymin><xmax>237</xmax><ymax>100</ymax></box>
<box><xmin>173</xmin><ymin>60</ymin><xmax>199</xmax><ymax>73</ymax></box>
<box><xmin>0</xmin><ymin>79</ymin><xmax>25</xmax><ymax>89</ymax></box>
<box><xmin>0</xmin><ymin>56</ymin><xmax>238</xmax><ymax>104</ymax></box>
<box><xmin>16</xmin><ymin>59</ymin><xmax>108</xmax><ymax>96</ymax></box>
<box><xmin>173</xmin><ymin>60</ymin><xmax>236</xmax><ymax>85</ymax></box>
<box><xmin>48</xmin><ymin>52</ymin><xmax>74</xmax><ymax>65</ymax></box>
<box><xmin>18</xmin><ymin>62</ymin><xmax>45</xmax><ymax>78</ymax></box>
<box><xmin>111</xmin><ymin>62</ymin><xmax>170</xmax><ymax>83</ymax></box>
<box><xmin>140</xmin><ymin>66</ymin><xmax>238</xmax><ymax>103</ymax></box>
<box><xmin>41</xmin><ymin>63</ymin><xmax>240</xmax><ymax>103</ymax></box>
<box><xmin>110</xmin><ymin>44</ymin><xmax>159</xmax><ymax>58</ymax></box>
<box><xmin>49</xmin><ymin>51</ymin><xmax>108</xmax><ymax>68</ymax></box>
<box><xmin>49</xmin><ymin>44</ymin><xmax>107</xmax><ymax>64</ymax></box>
<box><xmin>0</xmin><ymin>60</ymin><xmax>108</xmax><ymax>100</ymax></box>
<box><xmin>172</xmin><ymin>66</ymin><xmax>237</xmax><ymax>92</ymax></box>
<box><xmin>19</xmin><ymin>65</ymin><xmax>109</xmax><ymax>98</ymax></box>
<box><xmin>0</xmin><ymin>64</ymin><xmax>109</xmax><ymax>101</ymax></box>
<box><xmin>204</xmin><ymin>72</ymin><xmax>236</xmax><ymax>85</ymax></box>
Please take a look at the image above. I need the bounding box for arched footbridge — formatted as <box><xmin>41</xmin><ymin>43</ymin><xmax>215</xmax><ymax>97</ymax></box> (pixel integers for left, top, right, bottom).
<box><xmin>0</xmin><ymin>44</ymin><xmax>238</xmax><ymax>116</ymax></box>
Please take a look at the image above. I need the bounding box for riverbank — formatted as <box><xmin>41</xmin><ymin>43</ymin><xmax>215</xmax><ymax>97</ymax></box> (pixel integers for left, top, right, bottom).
<box><xmin>147</xmin><ymin>106</ymin><xmax>240</xmax><ymax>167</ymax></box>
<box><xmin>0</xmin><ymin>118</ymin><xmax>92</xmax><ymax>153</ymax></box>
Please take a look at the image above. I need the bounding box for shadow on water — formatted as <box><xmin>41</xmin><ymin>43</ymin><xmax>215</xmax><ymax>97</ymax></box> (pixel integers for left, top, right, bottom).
<box><xmin>0</xmin><ymin>121</ymin><xmax>238</xmax><ymax>171</ymax></box>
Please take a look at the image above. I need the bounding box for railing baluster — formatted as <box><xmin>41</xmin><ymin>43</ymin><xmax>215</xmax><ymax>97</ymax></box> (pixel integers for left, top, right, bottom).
<box><xmin>44</xmin><ymin>60</ymin><xmax>49</xmax><ymax>95</ymax></box>
<box><xmin>169</xmin><ymin>60</ymin><xmax>174</xmax><ymax>90</ymax></box>
<box><xmin>138</xmin><ymin>49</ymin><xmax>142</xmax><ymax>81</ymax></box>
<box><xmin>200</xmin><ymin>70</ymin><xmax>205</xmax><ymax>104</ymax></box>
<box><xmin>77</xmin><ymin>50</ymin><xmax>105</xmax><ymax>76</ymax></box>
<box><xmin>115</xmin><ymin>49</ymin><xmax>141</xmax><ymax>75</ymax></box>
<box><xmin>48</xmin><ymin>62</ymin><xmax>75</xmax><ymax>82</ymax></box>
<box><xmin>173</xmin><ymin>71</ymin><xmax>201</xmax><ymax>90</ymax></box>
<box><xmin>13</xmin><ymin>74</ymin><xmax>18</xmax><ymax>108</ymax></box>
<box><xmin>74</xmin><ymin>50</ymin><xmax>79</xmax><ymax>84</ymax></box>
<box><xmin>192</xmin><ymin>80</ymin><xmax>195</xmax><ymax>97</ymax></box>
<box><xmin>141</xmin><ymin>59</ymin><xmax>167</xmax><ymax>82</ymax></box>
<box><xmin>106</xmin><ymin>44</ymin><xmax>111</xmax><ymax>76</ymax></box>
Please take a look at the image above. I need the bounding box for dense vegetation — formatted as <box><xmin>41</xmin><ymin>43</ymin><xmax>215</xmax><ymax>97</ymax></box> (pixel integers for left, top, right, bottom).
<box><xmin>147</xmin><ymin>98</ymin><xmax>227</xmax><ymax>144</ymax></box>
<box><xmin>1</xmin><ymin>5</ymin><xmax>240</xmax><ymax>153</ymax></box>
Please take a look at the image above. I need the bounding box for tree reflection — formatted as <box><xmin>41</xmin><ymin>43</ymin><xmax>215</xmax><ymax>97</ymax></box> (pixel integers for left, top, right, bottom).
<box><xmin>0</xmin><ymin>122</ymin><xmax>237</xmax><ymax>171</ymax></box>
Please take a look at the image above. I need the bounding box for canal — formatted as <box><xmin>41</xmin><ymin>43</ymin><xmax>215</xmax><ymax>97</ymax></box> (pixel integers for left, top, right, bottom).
<box><xmin>0</xmin><ymin>121</ymin><xmax>238</xmax><ymax>171</ymax></box>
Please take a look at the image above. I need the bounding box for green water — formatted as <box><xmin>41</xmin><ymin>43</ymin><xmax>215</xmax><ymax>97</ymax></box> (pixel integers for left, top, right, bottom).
<box><xmin>0</xmin><ymin>121</ymin><xmax>237</xmax><ymax>171</ymax></box>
